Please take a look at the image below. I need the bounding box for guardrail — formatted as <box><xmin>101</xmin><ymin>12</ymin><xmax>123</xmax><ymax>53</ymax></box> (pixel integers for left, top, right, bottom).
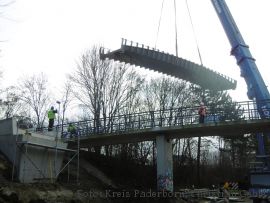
<box><xmin>29</xmin><ymin>100</ymin><xmax>270</xmax><ymax>139</ymax></box>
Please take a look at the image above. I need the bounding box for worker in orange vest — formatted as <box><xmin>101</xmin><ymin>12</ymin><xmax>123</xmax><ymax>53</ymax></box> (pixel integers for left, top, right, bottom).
<box><xmin>198</xmin><ymin>102</ymin><xmax>206</xmax><ymax>124</ymax></box>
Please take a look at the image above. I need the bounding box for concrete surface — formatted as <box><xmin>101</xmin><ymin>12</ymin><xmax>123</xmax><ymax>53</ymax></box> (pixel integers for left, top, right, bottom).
<box><xmin>0</xmin><ymin>117</ymin><xmax>68</xmax><ymax>183</ymax></box>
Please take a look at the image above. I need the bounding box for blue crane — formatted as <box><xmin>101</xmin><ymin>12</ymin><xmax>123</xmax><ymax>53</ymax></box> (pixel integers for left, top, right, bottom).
<box><xmin>211</xmin><ymin>0</ymin><xmax>270</xmax><ymax>116</ymax></box>
<box><xmin>211</xmin><ymin>0</ymin><xmax>270</xmax><ymax>201</ymax></box>
<box><xmin>211</xmin><ymin>0</ymin><xmax>270</xmax><ymax>156</ymax></box>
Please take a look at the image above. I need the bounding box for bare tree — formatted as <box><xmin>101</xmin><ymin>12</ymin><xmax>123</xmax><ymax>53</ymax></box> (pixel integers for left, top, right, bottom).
<box><xmin>70</xmin><ymin>46</ymin><xmax>144</xmax><ymax>154</ymax></box>
<box><xmin>143</xmin><ymin>76</ymin><xmax>195</xmax><ymax>166</ymax></box>
<box><xmin>70</xmin><ymin>47</ymin><xmax>109</xmax><ymax>132</ymax></box>
<box><xmin>143</xmin><ymin>77</ymin><xmax>190</xmax><ymax>111</ymax></box>
<box><xmin>69</xmin><ymin>46</ymin><xmax>144</xmax><ymax>127</ymax></box>
<box><xmin>0</xmin><ymin>86</ymin><xmax>21</xmax><ymax>119</ymax></box>
<box><xmin>19</xmin><ymin>73</ymin><xmax>51</xmax><ymax>128</ymax></box>
<box><xmin>99</xmin><ymin>65</ymin><xmax>144</xmax><ymax>157</ymax></box>
<box><xmin>59</xmin><ymin>81</ymin><xmax>73</xmax><ymax>130</ymax></box>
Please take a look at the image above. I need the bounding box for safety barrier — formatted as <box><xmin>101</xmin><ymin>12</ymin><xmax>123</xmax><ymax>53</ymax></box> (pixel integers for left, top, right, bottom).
<box><xmin>31</xmin><ymin>100</ymin><xmax>270</xmax><ymax>139</ymax></box>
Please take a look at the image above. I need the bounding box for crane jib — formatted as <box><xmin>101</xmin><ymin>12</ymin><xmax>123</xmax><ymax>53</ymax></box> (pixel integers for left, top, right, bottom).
<box><xmin>211</xmin><ymin>0</ymin><xmax>270</xmax><ymax>199</ymax></box>
<box><xmin>210</xmin><ymin>0</ymin><xmax>270</xmax><ymax>111</ymax></box>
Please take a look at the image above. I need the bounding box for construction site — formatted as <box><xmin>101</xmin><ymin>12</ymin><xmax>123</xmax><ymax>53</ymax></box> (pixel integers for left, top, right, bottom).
<box><xmin>1</xmin><ymin>99</ymin><xmax>265</xmax><ymax>203</ymax></box>
<box><xmin>1</xmin><ymin>0</ymin><xmax>270</xmax><ymax>203</ymax></box>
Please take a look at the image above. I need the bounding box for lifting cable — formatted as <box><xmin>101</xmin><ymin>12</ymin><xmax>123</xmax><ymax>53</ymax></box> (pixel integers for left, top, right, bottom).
<box><xmin>155</xmin><ymin>0</ymin><xmax>165</xmax><ymax>49</ymax></box>
<box><xmin>174</xmin><ymin>0</ymin><xmax>179</xmax><ymax>57</ymax></box>
<box><xmin>155</xmin><ymin>0</ymin><xmax>179</xmax><ymax>57</ymax></box>
<box><xmin>185</xmin><ymin>0</ymin><xmax>204</xmax><ymax>66</ymax></box>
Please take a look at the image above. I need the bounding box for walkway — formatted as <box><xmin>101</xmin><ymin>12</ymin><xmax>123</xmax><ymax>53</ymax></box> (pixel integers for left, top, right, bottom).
<box><xmin>45</xmin><ymin>100</ymin><xmax>270</xmax><ymax>148</ymax></box>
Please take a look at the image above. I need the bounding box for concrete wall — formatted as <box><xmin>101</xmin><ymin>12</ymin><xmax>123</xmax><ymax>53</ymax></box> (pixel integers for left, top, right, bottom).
<box><xmin>0</xmin><ymin>118</ymin><xmax>17</xmax><ymax>136</ymax></box>
<box><xmin>18</xmin><ymin>145</ymin><xmax>65</xmax><ymax>183</ymax></box>
<box><xmin>0</xmin><ymin>118</ymin><xmax>21</xmax><ymax>169</ymax></box>
<box><xmin>0</xmin><ymin>135</ymin><xmax>21</xmax><ymax>172</ymax></box>
<box><xmin>0</xmin><ymin>118</ymin><xmax>68</xmax><ymax>183</ymax></box>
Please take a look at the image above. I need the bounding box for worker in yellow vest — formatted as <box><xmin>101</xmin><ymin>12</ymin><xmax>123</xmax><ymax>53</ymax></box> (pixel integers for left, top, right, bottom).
<box><xmin>68</xmin><ymin>123</ymin><xmax>77</xmax><ymax>138</ymax></box>
<box><xmin>48</xmin><ymin>106</ymin><xmax>58</xmax><ymax>131</ymax></box>
<box><xmin>223</xmin><ymin>182</ymin><xmax>230</xmax><ymax>203</ymax></box>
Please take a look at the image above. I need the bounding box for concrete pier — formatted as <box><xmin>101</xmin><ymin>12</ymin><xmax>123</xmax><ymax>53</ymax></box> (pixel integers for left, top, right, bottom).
<box><xmin>0</xmin><ymin>118</ymin><xmax>68</xmax><ymax>183</ymax></box>
<box><xmin>156</xmin><ymin>135</ymin><xmax>173</xmax><ymax>192</ymax></box>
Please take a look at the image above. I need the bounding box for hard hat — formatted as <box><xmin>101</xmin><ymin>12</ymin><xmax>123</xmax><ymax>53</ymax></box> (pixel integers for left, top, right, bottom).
<box><xmin>200</xmin><ymin>102</ymin><xmax>204</xmax><ymax>106</ymax></box>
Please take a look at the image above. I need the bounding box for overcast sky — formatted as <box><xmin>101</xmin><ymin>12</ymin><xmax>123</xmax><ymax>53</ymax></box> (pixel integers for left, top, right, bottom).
<box><xmin>0</xmin><ymin>0</ymin><xmax>269</xmax><ymax>102</ymax></box>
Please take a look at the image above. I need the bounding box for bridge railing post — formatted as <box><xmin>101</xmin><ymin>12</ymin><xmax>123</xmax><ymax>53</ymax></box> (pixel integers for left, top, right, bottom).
<box><xmin>159</xmin><ymin>109</ymin><xmax>163</xmax><ymax>127</ymax></box>
<box><xmin>167</xmin><ymin>108</ymin><xmax>172</xmax><ymax>126</ymax></box>
<box><xmin>150</xmin><ymin>111</ymin><xmax>155</xmax><ymax>128</ymax></box>
<box><xmin>124</xmin><ymin>115</ymin><xmax>127</xmax><ymax>131</ymax></box>
<box><xmin>175</xmin><ymin>107</ymin><xmax>183</xmax><ymax>126</ymax></box>
<box><xmin>110</xmin><ymin>116</ymin><xmax>113</xmax><ymax>133</ymax></box>
<box><xmin>138</xmin><ymin>116</ymin><xmax>141</xmax><ymax>129</ymax></box>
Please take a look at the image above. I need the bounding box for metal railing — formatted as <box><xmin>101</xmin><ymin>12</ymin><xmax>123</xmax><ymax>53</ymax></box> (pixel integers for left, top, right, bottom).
<box><xmin>33</xmin><ymin>100</ymin><xmax>270</xmax><ymax>139</ymax></box>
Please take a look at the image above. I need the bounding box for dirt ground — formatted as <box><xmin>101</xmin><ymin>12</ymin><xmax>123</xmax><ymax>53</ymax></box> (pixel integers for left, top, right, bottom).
<box><xmin>0</xmin><ymin>152</ymin><xmax>252</xmax><ymax>203</ymax></box>
<box><xmin>0</xmin><ymin>154</ymin><xmax>178</xmax><ymax>203</ymax></box>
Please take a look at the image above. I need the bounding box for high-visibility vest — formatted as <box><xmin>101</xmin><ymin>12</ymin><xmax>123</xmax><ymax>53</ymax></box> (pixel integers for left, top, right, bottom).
<box><xmin>48</xmin><ymin>110</ymin><xmax>56</xmax><ymax>119</ymax></box>
<box><xmin>224</xmin><ymin>182</ymin><xmax>230</xmax><ymax>189</ymax></box>
<box><xmin>68</xmin><ymin>125</ymin><xmax>76</xmax><ymax>133</ymax></box>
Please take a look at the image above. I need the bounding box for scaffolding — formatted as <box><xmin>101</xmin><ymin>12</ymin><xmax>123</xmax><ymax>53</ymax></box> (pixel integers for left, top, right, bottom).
<box><xmin>11</xmin><ymin>120</ymin><xmax>81</xmax><ymax>184</ymax></box>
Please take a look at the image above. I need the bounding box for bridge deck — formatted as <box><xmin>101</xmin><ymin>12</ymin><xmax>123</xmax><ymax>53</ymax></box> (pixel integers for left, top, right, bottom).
<box><xmin>32</xmin><ymin>100</ymin><xmax>270</xmax><ymax>148</ymax></box>
<box><xmin>67</xmin><ymin>119</ymin><xmax>270</xmax><ymax>148</ymax></box>
<box><xmin>100</xmin><ymin>39</ymin><xmax>237</xmax><ymax>91</ymax></box>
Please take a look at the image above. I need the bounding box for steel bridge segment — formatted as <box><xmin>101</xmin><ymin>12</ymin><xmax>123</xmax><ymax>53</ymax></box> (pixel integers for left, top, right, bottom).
<box><xmin>100</xmin><ymin>39</ymin><xmax>237</xmax><ymax>91</ymax></box>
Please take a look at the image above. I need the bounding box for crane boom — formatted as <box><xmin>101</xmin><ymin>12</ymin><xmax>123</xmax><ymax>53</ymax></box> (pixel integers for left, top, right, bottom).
<box><xmin>211</xmin><ymin>0</ymin><xmax>270</xmax><ymax>201</ymax></box>
<box><xmin>210</xmin><ymin>0</ymin><xmax>270</xmax><ymax>118</ymax></box>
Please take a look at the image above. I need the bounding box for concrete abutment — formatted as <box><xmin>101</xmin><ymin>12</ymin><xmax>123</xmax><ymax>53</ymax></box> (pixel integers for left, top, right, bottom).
<box><xmin>0</xmin><ymin>118</ymin><xmax>67</xmax><ymax>183</ymax></box>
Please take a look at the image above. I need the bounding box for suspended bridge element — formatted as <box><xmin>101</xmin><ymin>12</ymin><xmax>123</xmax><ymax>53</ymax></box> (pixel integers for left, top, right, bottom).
<box><xmin>100</xmin><ymin>39</ymin><xmax>237</xmax><ymax>91</ymax></box>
